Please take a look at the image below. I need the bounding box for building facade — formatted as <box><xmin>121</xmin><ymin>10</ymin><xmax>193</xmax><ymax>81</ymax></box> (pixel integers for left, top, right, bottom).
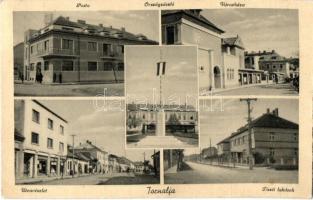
<box><xmin>127</xmin><ymin>104</ymin><xmax>198</xmax><ymax>137</ymax></box>
<box><xmin>73</xmin><ymin>140</ymin><xmax>109</xmax><ymax>174</ymax></box>
<box><xmin>14</xmin><ymin>100</ymin><xmax>68</xmax><ymax>179</ymax></box>
<box><xmin>217</xmin><ymin>108</ymin><xmax>298</xmax><ymax>166</ymax></box>
<box><xmin>245</xmin><ymin>50</ymin><xmax>293</xmax><ymax>83</ymax></box>
<box><xmin>23</xmin><ymin>16</ymin><xmax>157</xmax><ymax>83</ymax></box>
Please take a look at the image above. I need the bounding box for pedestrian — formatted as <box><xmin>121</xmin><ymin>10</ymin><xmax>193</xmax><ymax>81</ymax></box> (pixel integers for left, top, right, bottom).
<box><xmin>39</xmin><ymin>72</ymin><xmax>43</xmax><ymax>84</ymax></box>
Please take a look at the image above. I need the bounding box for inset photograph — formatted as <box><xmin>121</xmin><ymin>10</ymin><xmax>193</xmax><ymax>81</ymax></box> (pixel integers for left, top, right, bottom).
<box><xmin>164</xmin><ymin>98</ymin><xmax>299</xmax><ymax>184</ymax></box>
<box><xmin>125</xmin><ymin>46</ymin><xmax>199</xmax><ymax>148</ymax></box>
<box><xmin>13</xmin><ymin>11</ymin><xmax>159</xmax><ymax>96</ymax></box>
<box><xmin>162</xmin><ymin>9</ymin><xmax>299</xmax><ymax>96</ymax></box>
<box><xmin>14</xmin><ymin>99</ymin><xmax>160</xmax><ymax>185</ymax></box>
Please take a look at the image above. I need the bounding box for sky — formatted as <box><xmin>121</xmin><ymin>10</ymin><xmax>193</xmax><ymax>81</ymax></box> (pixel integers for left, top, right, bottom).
<box><xmin>201</xmin><ymin>9</ymin><xmax>299</xmax><ymax>58</ymax></box>
<box><xmin>38</xmin><ymin>100</ymin><xmax>155</xmax><ymax>163</ymax></box>
<box><xmin>126</xmin><ymin>46</ymin><xmax>198</xmax><ymax>107</ymax></box>
<box><xmin>13</xmin><ymin>11</ymin><xmax>159</xmax><ymax>46</ymax></box>
<box><xmin>184</xmin><ymin>98</ymin><xmax>299</xmax><ymax>156</ymax></box>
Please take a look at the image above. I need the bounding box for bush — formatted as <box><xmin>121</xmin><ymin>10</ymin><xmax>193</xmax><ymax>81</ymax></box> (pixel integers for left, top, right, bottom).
<box><xmin>253</xmin><ymin>152</ymin><xmax>265</xmax><ymax>164</ymax></box>
<box><xmin>273</xmin><ymin>164</ymin><xmax>298</xmax><ymax>171</ymax></box>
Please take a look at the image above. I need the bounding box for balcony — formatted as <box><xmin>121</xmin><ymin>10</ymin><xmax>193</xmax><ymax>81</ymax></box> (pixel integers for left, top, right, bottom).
<box><xmin>100</xmin><ymin>51</ymin><xmax>123</xmax><ymax>61</ymax></box>
<box><xmin>37</xmin><ymin>47</ymin><xmax>79</xmax><ymax>58</ymax></box>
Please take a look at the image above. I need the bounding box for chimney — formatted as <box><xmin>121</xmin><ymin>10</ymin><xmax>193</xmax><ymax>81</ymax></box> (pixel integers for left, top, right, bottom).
<box><xmin>272</xmin><ymin>108</ymin><xmax>279</xmax><ymax>117</ymax></box>
<box><xmin>263</xmin><ymin>50</ymin><xmax>266</xmax><ymax>53</ymax></box>
<box><xmin>77</xmin><ymin>19</ymin><xmax>86</xmax><ymax>24</ymax></box>
<box><xmin>121</xmin><ymin>27</ymin><xmax>125</xmax><ymax>32</ymax></box>
<box><xmin>266</xmin><ymin>108</ymin><xmax>270</xmax><ymax>113</ymax></box>
<box><xmin>99</xmin><ymin>23</ymin><xmax>103</xmax><ymax>27</ymax></box>
<box><xmin>272</xmin><ymin>50</ymin><xmax>275</xmax><ymax>53</ymax></box>
<box><xmin>65</xmin><ymin>16</ymin><xmax>70</xmax><ymax>21</ymax></box>
<box><xmin>109</xmin><ymin>25</ymin><xmax>113</xmax><ymax>29</ymax></box>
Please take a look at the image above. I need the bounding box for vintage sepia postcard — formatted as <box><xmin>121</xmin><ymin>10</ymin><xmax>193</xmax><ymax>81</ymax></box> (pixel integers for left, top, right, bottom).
<box><xmin>1</xmin><ymin>0</ymin><xmax>313</xmax><ymax>199</ymax></box>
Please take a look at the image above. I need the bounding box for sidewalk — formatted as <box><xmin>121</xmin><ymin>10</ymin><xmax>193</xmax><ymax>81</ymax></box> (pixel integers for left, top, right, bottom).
<box><xmin>16</xmin><ymin>173</ymin><xmax>91</xmax><ymax>184</ymax></box>
<box><xmin>200</xmin><ymin>82</ymin><xmax>273</xmax><ymax>96</ymax></box>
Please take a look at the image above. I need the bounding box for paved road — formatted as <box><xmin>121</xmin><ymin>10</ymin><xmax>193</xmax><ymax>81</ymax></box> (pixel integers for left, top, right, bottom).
<box><xmin>165</xmin><ymin>162</ymin><xmax>298</xmax><ymax>184</ymax></box>
<box><xmin>14</xmin><ymin>83</ymin><xmax>124</xmax><ymax>96</ymax></box>
<box><xmin>211</xmin><ymin>83</ymin><xmax>298</xmax><ymax>96</ymax></box>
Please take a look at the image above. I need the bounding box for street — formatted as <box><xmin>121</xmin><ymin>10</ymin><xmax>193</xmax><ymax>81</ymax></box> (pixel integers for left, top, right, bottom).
<box><xmin>14</xmin><ymin>83</ymin><xmax>124</xmax><ymax>96</ymax></box>
<box><xmin>206</xmin><ymin>83</ymin><xmax>298</xmax><ymax>96</ymax></box>
<box><xmin>23</xmin><ymin>173</ymin><xmax>159</xmax><ymax>185</ymax></box>
<box><xmin>165</xmin><ymin>162</ymin><xmax>298</xmax><ymax>184</ymax></box>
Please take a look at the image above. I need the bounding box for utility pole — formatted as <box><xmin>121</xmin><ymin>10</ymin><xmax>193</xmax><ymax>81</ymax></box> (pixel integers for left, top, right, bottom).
<box><xmin>240</xmin><ymin>98</ymin><xmax>257</xmax><ymax>170</ymax></box>
<box><xmin>70</xmin><ymin>134</ymin><xmax>76</xmax><ymax>177</ymax></box>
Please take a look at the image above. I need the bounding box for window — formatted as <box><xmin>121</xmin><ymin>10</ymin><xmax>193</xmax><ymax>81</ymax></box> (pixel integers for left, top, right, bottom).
<box><xmin>103</xmin><ymin>62</ymin><xmax>113</xmax><ymax>71</ymax></box>
<box><xmin>62</xmin><ymin>60</ymin><xmax>74</xmax><ymax>71</ymax></box>
<box><xmin>62</xmin><ymin>39</ymin><xmax>73</xmax><ymax>49</ymax></box>
<box><xmin>117</xmin><ymin>63</ymin><xmax>124</xmax><ymax>71</ymax></box>
<box><xmin>25</xmin><ymin>47</ymin><xmax>28</xmax><ymax>59</ymax></box>
<box><xmin>267</xmin><ymin>64</ymin><xmax>269</xmax><ymax>69</ymax></box>
<box><xmin>59</xmin><ymin>142</ymin><xmax>64</xmax><ymax>152</ymax></box>
<box><xmin>44</xmin><ymin>61</ymin><xmax>49</xmax><ymax>71</ymax></box>
<box><xmin>294</xmin><ymin>133</ymin><xmax>297</xmax><ymax>141</ymax></box>
<box><xmin>269</xmin><ymin>132</ymin><xmax>275</xmax><ymax>141</ymax></box>
<box><xmin>88</xmin><ymin>62</ymin><xmax>97</xmax><ymax>71</ymax></box>
<box><xmin>270</xmin><ymin>148</ymin><xmax>275</xmax><ymax>156</ymax></box>
<box><xmin>280</xmin><ymin>64</ymin><xmax>283</xmax><ymax>69</ymax></box>
<box><xmin>31</xmin><ymin>132</ymin><xmax>39</xmax><ymax>144</ymax></box>
<box><xmin>103</xmin><ymin>43</ymin><xmax>111</xmax><ymax>56</ymax></box>
<box><xmin>117</xmin><ymin>45</ymin><xmax>123</xmax><ymax>54</ymax></box>
<box><xmin>30</xmin><ymin>46</ymin><xmax>34</xmax><ymax>54</ymax></box>
<box><xmin>142</xmin><ymin>114</ymin><xmax>145</xmax><ymax>119</ymax></box>
<box><xmin>88</xmin><ymin>42</ymin><xmax>97</xmax><ymax>51</ymax></box>
<box><xmin>271</xmin><ymin>56</ymin><xmax>277</xmax><ymax>59</ymax></box>
<box><xmin>48</xmin><ymin>118</ymin><xmax>53</xmax><ymax>130</ymax></box>
<box><xmin>44</xmin><ymin>40</ymin><xmax>49</xmax><ymax>50</ymax></box>
<box><xmin>273</xmin><ymin>65</ymin><xmax>276</xmax><ymax>69</ymax></box>
<box><xmin>166</xmin><ymin>26</ymin><xmax>176</xmax><ymax>44</ymax></box>
<box><xmin>62</xmin><ymin>27</ymin><xmax>74</xmax><ymax>31</ymax></box>
<box><xmin>47</xmin><ymin>138</ymin><xmax>53</xmax><ymax>149</ymax></box>
<box><xmin>60</xmin><ymin>125</ymin><xmax>64</xmax><ymax>135</ymax></box>
<box><xmin>32</xmin><ymin>109</ymin><xmax>40</xmax><ymax>123</ymax></box>
<box><xmin>190</xmin><ymin>116</ymin><xmax>193</xmax><ymax>120</ymax></box>
<box><xmin>251</xmin><ymin>57</ymin><xmax>254</xmax><ymax>65</ymax></box>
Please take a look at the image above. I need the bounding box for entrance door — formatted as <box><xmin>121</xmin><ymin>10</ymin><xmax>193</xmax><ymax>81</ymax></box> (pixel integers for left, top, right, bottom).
<box><xmin>214</xmin><ymin>66</ymin><xmax>221</xmax><ymax>89</ymax></box>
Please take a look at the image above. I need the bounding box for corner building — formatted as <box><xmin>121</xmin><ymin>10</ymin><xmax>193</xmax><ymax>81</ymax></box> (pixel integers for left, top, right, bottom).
<box><xmin>14</xmin><ymin>100</ymin><xmax>68</xmax><ymax>179</ymax></box>
<box><xmin>24</xmin><ymin>16</ymin><xmax>157</xmax><ymax>83</ymax></box>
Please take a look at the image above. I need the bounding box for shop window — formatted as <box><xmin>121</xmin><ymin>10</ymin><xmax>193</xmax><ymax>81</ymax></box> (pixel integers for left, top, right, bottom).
<box><xmin>31</xmin><ymin>132</ymin><xmax>39</xmax><ymax>144</ymax></box>
<box><xmin>117</xmin><ymin>63</ymin><xmax>124</xmax><ymax>71</ymax></box>
<box><xmin>32</xmin><ymin>109</ymin><xmax>40</xmax><ymax>123</ymax></box>
<box><xmin>48</xmin><ymin>118</ymin><xmax>53</xmax><ymax>130</ymax></box>
<box><xmin>62</xmin><ymin>60</ymin><xmax>74</xmax><ymax>71</ymax></box>
<box><xmin>88</xmin><ymin>62</ymin><xmax>97</xmax><ymax>71</ymax></box>
<box><xmin>44</xmin><ymin>61</ymin><xmax>49</xmax><ymax>71</ymax></box>
<box><xmin>103</xmin><ymin>62</ymin><xmax>113</xmax><ymax>71</ymax></box>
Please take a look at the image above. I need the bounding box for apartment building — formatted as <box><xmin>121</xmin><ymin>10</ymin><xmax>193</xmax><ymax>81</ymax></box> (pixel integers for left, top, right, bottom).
<box><xmin>217</xmin><ymin>108</ymin><xmax>299</xmax><ymax>166</ymax></box>
<box><xmin>14</xmin><ymin>100</ymin><xmax>68</xmax><ymax>179</ymax></box>
<box><xmin>23</xmin><ymin>16</ymin><xmax>157</xmax><ymax>83</ymax></box>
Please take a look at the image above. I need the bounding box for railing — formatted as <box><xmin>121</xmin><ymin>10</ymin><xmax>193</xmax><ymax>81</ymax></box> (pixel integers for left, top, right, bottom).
<box><xmin>36</xmin><ymin>47</ymin><xmax>79</xmax><ymax>56</ymax></box>
<box><xmin>100</xmin><ymin>51</ymin><xmax>123</xmax><ymax>60</ymax></box>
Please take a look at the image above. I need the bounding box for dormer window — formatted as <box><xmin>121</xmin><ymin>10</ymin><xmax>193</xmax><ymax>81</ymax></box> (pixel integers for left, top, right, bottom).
<box><xmin>62</xmin><ymin>27</ymin><xmax>74</xmax><ymax>31</ymax></box>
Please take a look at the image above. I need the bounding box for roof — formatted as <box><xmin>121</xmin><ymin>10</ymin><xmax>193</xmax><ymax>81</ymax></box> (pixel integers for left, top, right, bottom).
<box><xmin>33</xmin><ymin>100</ymin><xmax>68</xmax><ymax>123</ymax></box>
<box><xmin>162</xmin><ymin>10</ymin><xmax>224</xmax><ymax>34</ymax></box>
<box><xmin>222</xmin><ymin>36</ymin><xmax>245</xmax><ymax>49</ymax></box>
<box><xmin>217</xmin><ymin>136</ymin><xmax>231</xmax><ymax>145</ymax></box>
<box><xmin>74</xmin><ymin>141</ymin><xmax>108</xmax><ymax>154</ymax></box>
<box><xmin>229</xmin><ymin>113</ymin><xmax>298</xmax><ymax>139</ymax></box>
<box><xmin>127</xmin><ymin>103</ymin><xmax>196</xmax><ymax>112</ymax></box>
<box><xmin>116</xmin><ymin>156</ymin><xmax>133</xmax><ymax>165</ymax></box>
<box><xmin>30</xmin><ymin>16</ymin><xmax>157</xmax><ymax>43</ymax></box>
